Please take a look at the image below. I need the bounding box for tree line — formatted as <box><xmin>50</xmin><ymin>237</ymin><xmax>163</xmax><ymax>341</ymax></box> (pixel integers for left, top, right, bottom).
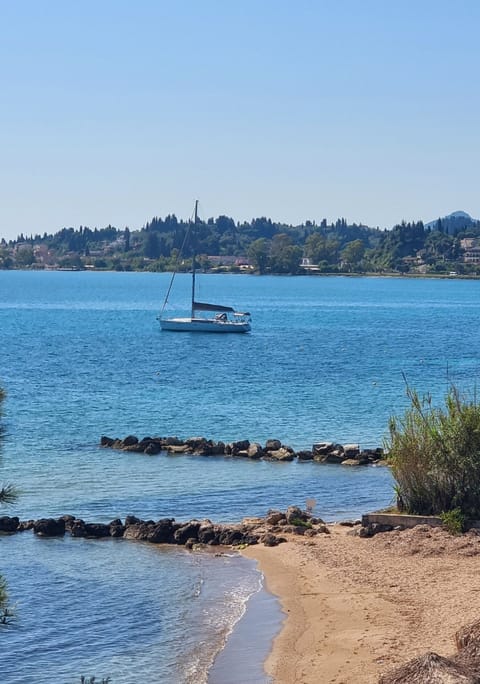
<box><xmin>2</xmin><ymin>211</ymin><xmax>480</xmax><ymax>274</ymax></box>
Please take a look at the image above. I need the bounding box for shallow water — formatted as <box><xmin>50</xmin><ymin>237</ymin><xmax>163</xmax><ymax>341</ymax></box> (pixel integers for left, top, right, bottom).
<box><xmin>2</xmin><ymin>271</ymin><xmax>480</xmax><ymax>683</ymax></box>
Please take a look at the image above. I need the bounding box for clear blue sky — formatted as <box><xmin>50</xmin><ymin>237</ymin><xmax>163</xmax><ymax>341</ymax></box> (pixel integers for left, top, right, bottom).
<box><xmin>1</xmin><ymin>0</ymin><xmax>479</xmax><ymax>240</ymax></box>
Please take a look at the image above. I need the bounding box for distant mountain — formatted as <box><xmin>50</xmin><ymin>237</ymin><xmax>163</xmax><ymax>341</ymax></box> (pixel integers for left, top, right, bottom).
<box><xmin>425</xmin><ymin>211</ymin><xmax>478</xmax><ymax>234</ymax></box>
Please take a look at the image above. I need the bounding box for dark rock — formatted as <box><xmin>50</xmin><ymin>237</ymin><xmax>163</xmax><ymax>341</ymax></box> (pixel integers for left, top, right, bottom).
<box><xmin>285</xmin><ymin>505</ymin><xmax>309</xmax><ymax>524</ymax></box>
<box><xmin>84</xmin><ymin>523</ymin><xmax>111</xmax><ymax>538</ymax></box>
<box><xmin>185</xmin><ymin>436</ymin><xmax>208</xmax><ymax>451</ymax></box>
<box><xmin>359</xmin><ymin>522</ymin><xmax>393</xmax><ymax>538</ymax></box>
<box><xmin>125</xmin><ymin>515</ymin><xmax>143</xmax><ymax>527</ymax></box>
<box><xmin>316</xmin><ymin>450</ymin><xmax>346</xmax><ymax>464</ymax></box>
<box><xmin>312</xmin><ymin>442</ymin><xmax>336</xmax><ymax>456</ymax></box>
<box><xmin>317</xmin><ymin>524</ymin><xmax>331</xmax><ymax>534</ymax></box>
<box><xmin>310</xmin><ymin>517</ymin><xmax>325</xmax><ymax>525</ymax></box>
<box><xmin>174</xmin><ymin>522</ymin><xmax>201</xmax><ymax>545</ymax></box>
<box><xmin>225</xmin><ymin>440</ymin><xmax>250</xmax><ymax>456</ymax></box>
<box><xmin>0</xmin><ymin>516</ymin><xmax>19</xmax><ymax>533</ymax></box>
<box><xmin>121</xmin><ymin>435</ymin><xmax>139</xmax><ymax>447</ymax></box>
<box><xmin>266</xmin><ymin>511</ymin><xmax>286</xmax><ymax>525</ymax></box>
<box><xmin>297</xmin><ymin>450</ymin><xmax>313</xmax><ymax>461</ymax></box>
<box><xmin>33</xmin><ymin>518</ymin><xmax>66</xmax><ymax>537</ymax></box>
<box><xmin>100</xmin><ymin>436</ymin><xmax>115</xmax><ymax>447</ymax></box>
<box><xmin>144</xmin><ymin>442</ymin><xmax>162</xmax><ymax>455</ymax></box>
<box><xmin>198</xmin><ymin>524</ymin><xmax>217</xmax><ymax>544</ymax></box>
<box><xmin>218</xmin><ymin>528</ymin><xmax>245</xmax><ymax>546</ymax></box>
<box><xmin>70</xmin><ymin>519</ymin><xmax>86</xmax><ymax>537</ymax></box>
<box><xmin>123</xmin><ymin>523</ymin><xmax>152</xmax><ymax>541</ymax></box>
<box><xmin>265</xmin><ymin>439</ymin><xmax>281</xmax><ymax>451</ymax></box>
<box><xmin>109</xmin><ymin>519</ymin><xmax>125</xmax><ymax>537</ymax></box>
<box><xmin>147</xmin><ymin>519</ymin><xmax>176</xmax><ymax>544</ymax></box>
<box><xmin>343</xmin><ymin>443</ymin><xmax>360</xmax><ymax>458</ymax></box>
<box><xmin>261</xmin><ymin>533</ymin><xmax>285</xmax><ymax>546</ymax></box>
<box><xmin>211</xmin><ymin>441</ymin><xmax>226</xmax><ymax>455</ymax></box>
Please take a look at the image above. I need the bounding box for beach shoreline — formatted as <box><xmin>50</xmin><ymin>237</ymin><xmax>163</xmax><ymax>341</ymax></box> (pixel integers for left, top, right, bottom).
<box><xmin>242</xmin><ymin>524</ymin><xmax>480</xmax><ymax>684</ymax></box>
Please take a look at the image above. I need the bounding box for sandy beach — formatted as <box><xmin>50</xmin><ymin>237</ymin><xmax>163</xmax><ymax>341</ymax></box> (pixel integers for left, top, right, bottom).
<box><xmin>242</xmin><ymin>524</ymin><xmax>480</xmax><ymax>684</ymax></box>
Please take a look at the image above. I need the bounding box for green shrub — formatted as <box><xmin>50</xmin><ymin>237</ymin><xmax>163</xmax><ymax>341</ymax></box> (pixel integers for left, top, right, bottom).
<box><xmin>440</xmin><ymin>508</ymin><xmax>466</xmax><ymax>535</ymax></box>
<box><xmin>386</xmin><ymin>385</ymin><xmax>480</xmax><ymax>518</ymax></box>
<box><xmin>290</xmin><ymin>517</ymin><xmax>312</xmax><ymax>528</ymax></box>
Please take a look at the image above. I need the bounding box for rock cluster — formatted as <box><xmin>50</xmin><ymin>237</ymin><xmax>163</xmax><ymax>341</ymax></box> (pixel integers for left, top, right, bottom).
<box><xmin>0</xmin><ymin>506</ymin><xmax>330</xmax><ymax>548</ymax></box>
<box><xmin>100</xmin><ymin>435</ymin><xmax>384</xmax><ymax>466</ymax></box>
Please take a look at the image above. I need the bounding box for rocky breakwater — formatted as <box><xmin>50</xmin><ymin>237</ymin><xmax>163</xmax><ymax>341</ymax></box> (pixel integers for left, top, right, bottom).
<box><xmin>100</xmin><ymin>435</ymin><xmax>384</xmax><ymax>466</ymax></box>
<box><xmin>0</xmin><ymin>506</ymin><xmax>330</xmax><ymax>548</ymax></box>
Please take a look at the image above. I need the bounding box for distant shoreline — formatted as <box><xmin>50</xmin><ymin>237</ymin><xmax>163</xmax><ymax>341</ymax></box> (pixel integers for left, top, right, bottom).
<box><xmin>3</xmin><ymin>267</ymin><xmax>480</xmax><ymax>280</ymax></box>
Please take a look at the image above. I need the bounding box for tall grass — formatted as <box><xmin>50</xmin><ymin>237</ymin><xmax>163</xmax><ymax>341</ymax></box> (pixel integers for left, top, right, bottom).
<box><xmin>387</xmin><ymin>385</ymin><xmax>480</xmax><ymax>518</ymax></box>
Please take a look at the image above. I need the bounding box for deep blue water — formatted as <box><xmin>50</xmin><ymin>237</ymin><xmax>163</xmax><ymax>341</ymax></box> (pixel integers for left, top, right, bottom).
<box><xmin>2</xmin><ymin>271</ymin><xmax>480</xmax><ymax>683</ymax></box>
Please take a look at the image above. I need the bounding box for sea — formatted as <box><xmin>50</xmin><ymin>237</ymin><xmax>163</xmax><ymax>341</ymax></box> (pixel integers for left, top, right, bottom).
<box><xmin>1</xmin><ymin>270</ymin><xmax>480</xmax><ymax>683</ymax></box>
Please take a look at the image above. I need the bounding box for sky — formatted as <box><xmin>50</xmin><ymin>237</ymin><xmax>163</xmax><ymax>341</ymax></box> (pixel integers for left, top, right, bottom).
<box><xmin>1</xmin><ymin>0</ymin><xmax>480</xmax><ymax>240</ymax></box>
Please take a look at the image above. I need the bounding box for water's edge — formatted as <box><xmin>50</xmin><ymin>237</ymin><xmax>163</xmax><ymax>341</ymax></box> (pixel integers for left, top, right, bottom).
<box><xmin>208</xmin><ymin>561</ymin><xmax>283</xmax><ymax>684</ymax></box>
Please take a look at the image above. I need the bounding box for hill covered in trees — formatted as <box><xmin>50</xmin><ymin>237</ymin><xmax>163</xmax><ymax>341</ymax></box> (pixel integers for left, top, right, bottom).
<box><xmin>1</xmin><ymin>210</ymin><xmax>480</xmax><ymax>275</ymax></box>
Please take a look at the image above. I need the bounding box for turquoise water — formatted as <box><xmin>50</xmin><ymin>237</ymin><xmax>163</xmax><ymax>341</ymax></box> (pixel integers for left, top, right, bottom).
<box><xmin>2</xmin><ymin>271</ymin><xmax>480</xmax><ymax>682</ymax></box>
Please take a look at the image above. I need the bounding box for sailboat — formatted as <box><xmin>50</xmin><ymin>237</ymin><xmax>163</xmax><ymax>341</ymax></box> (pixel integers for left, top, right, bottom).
<box><xmin>158</xmin><ymin>201</ymin><xmax>251</xmax><ymax>333</ymax></box>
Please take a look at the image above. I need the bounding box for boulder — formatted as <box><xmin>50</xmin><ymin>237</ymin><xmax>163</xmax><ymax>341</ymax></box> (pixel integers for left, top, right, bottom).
<box><xmin>0</xmin><ymin>516</ymin><xmax>19</xmax><ymax>533</ymax></box>
<box><xmin>70</xmin><ymin>519</ymin><xmax>87</xmax><ymax>537</ymax></box>
<box><xmin>174</xmin><ymin>522</ymin><xmax>201</xmax><ymax>545</ymax></box>
<box><xmin>225</xmin><ymin>440</ymin><xmax>250</xmax><ymax>456</ymax></box>
<box><xmin>121</xmin><ymin>435</ymin><xmax>139</xmax><ymax>447</ymax></box>
<box><xmin>343</xmin><ymin>443</ymin><xmax>360</xmax><ymax>458</ymax></box>
<box><xmin>123</xmin><ymin>523</ymin><xmax>152</xmax><ymax>541</ymax></box>
<box><xmin>265</xmin><ymin>439</ymin><xmax>281</xmax><ymax>451</ymax></box>
<box><xmin>144</xmin><ymin>442</ymin><xmax>162</xmax><ymax>455</ymax></box>
<box><xmin>266</xmin><ymin>511</ymin><xmax>286</xmax><ymax>525</ymax></box>
<box><xmin>316</xmin><ymin>450</ymin><xmax>345</xmax><ymax>464</ymax></box>
<box><xmin>84</xmin><ymin>523</ymin><xmax>111</xmax><ymax>538</ymax></box>
<box><xmin>261</xmin><ymin>533</ymin><xmax>285</xmax><ymax>547</ymax></box>
<box><xmin>33</xmin><ymin>518</ymin><xmax>66</xmax><ymax>537</ymax></box>
<box><xmin>218</xmin><ymin>528</ymin><xmax>245</xmax><ymax>546</ymax></box>
<box><xmin>147</xmin><ymin>519</ymin><xmax>176</xmax><ymax>544</ymax></box>
<box><xmin>285</xmin><ymin>506</ymin><xmax>309</xmax><ymax>524</ymax></box>
<box><xmin>247</xmin><ymin>443</ymin><xmax>264</xmax><ymax>459</ymax></box>
<box><xmin>341</xmin><ymin>458</ymin><xmax>362</xmax><ymax>467</ymax></box>
<box><xmin>109</xmin><ymin>519</ymin><xmax>125</xmax><ymax>537</ymax></box>
<box><xmin>100</xmin><ymin>436</ymin><xmax>115</xmax><ymax>447</ymax></box>
<box><xmin>124</xmin><ymin>515</ymin><xmax>143</xmax><ymax>527</ymax></box>
<box><xmin>266</xmin><ymin>447</ymin><xmax>295</xmax><ymax>462</ymax></box>
<box><xmin>312</xmin><ymin>442</ymin><xmax>335</xmax><ymax>456</ymax></box>
<box><xmin>297</xmin><ymin>450</ymin><xmax>313</xmax><ymax>461</ymax></box>
<box><xmin>211</xmin><ymin>441</ymin><xmax>226</xmax><ymax>455</ymax></box>
<box><xmin>198</xmin><ymin>524</ymin><xmax>218</xmax><ymax>545</ymax></box>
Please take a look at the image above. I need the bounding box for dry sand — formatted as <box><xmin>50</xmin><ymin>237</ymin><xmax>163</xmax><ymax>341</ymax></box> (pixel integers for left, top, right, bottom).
<box><xmin>242</xmin><ymin>524</ymin><xmax>480</xmax><ymax>684</ymax></box>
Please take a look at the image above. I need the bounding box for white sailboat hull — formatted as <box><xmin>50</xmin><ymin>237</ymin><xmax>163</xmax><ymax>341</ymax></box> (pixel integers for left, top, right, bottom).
<box><xmin>160</xmin><ymin>317</ymin><xmax>251</xmax><ymax>333</ymax></box>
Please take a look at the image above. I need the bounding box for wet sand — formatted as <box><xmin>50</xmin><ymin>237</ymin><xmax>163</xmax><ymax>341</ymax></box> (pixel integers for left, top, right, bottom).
<box><xmin>242</xmin><ymin>524</ymin><xmax>480</xmax><ymax>683</ymax></box>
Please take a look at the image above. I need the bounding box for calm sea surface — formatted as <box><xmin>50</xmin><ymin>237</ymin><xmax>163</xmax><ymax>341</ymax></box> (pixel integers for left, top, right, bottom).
<box><xmin>1</xmin><ymin>271</ymin><xmax>480</xmax><ymax>683</ymax></box>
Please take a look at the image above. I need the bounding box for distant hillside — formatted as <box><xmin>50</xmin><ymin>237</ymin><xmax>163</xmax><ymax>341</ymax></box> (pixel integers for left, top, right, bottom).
<box><xmin>425</xmin><ymin>211</ymin><xmax>479</xmax><ymax>235</ymax></box>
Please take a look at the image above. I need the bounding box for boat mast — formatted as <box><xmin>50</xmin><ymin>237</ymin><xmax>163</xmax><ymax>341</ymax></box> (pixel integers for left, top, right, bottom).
<box><xmin>191</xmin><ymin>199</ymin><xmax>198</xmax><ymax>320</ymax></box>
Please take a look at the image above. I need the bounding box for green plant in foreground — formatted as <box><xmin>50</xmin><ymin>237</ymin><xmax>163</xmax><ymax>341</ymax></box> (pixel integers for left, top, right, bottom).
<box><xmin>440</xmin><ymin>508</ymin><xmax>466</xmax><ymax>535</ymax></box>
<box><xmin>387</xmin><ymin>384</ymin><xmax>480</xmax><ymax>518</ymax></box>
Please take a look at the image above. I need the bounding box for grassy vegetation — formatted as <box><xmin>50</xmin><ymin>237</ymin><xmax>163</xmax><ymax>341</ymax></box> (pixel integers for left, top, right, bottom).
<box><xmin>387</xmin><ymin>385</ymin><xmax>480</xmax><ymax>519</ymax></box>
